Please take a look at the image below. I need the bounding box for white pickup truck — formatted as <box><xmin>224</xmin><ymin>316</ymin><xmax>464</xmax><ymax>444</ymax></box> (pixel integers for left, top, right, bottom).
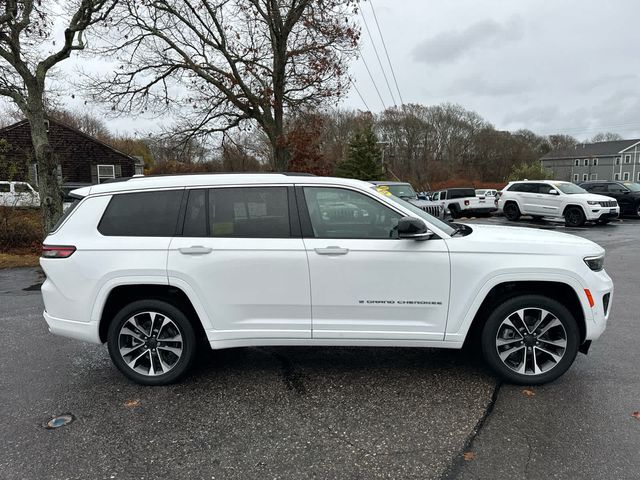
<box><xmin>431</xmin><ymin>187</ymin><xmax>497</xmax><ymax>218</ymax></box>
<box><xmin>0</xmin><ymin>181</ymin><xmax>40</xmax><ymax>208</ymax></box>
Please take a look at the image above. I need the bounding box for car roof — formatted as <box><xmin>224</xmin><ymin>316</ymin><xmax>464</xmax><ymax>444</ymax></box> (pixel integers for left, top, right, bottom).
<box><xmin>73</xmin><ymin>174</ymin><xmax>375</xmax><ymax>197</ymax></box>
<box><xmin>369</xmin><ymin>181</ymin><xmax>411</xmax><ymax>185</ymax></box>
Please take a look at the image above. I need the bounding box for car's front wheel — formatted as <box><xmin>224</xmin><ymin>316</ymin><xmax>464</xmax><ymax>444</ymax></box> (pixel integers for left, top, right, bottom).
<box><xmin>564</xmin><ymin>206</ymin><xmax>586</xmax><ymax>227</ymax></box>
<box><xmin>503</xmin><ymin>202</ymin><xmax>521</xmax><ymax>221</ymax></box>
<box><xmin>107</xmin><ymin>300</ymin><xmax>197</xmax><ymax>385</ymax></box>
<box><xmin>481</xmin><ymin>295</ymin><xmax>580</xmax><ymax>385</ymax></box>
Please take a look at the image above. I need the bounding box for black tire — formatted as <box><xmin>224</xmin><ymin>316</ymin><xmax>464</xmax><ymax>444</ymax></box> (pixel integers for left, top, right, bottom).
<box><xmin>564</xmin><ymin>206</ymin><xmax>586</xmax><ymax>227</ymax></box>
<box><xmin>635</xmin><ymin>202</ymin><xmax>640</xmax><ymax>218</ymax></box>
<box><xmin>503</xmin><ymin>202</ymin><xmax>521</xmax><ymax>221</ymax></box>
<box><xmin>107</xmin><ymin>299</ymin><xmax>197</xmax><ymax>385</ymax></box>
<box><xmin>449</xmin><ymin>204</ymin><xmax>460</xmax><ymax>219</ymax></box>
<box><xmin>481</xmin><ymin>295</ymin><xmax>580</xmax><ymax>385</ymax></box>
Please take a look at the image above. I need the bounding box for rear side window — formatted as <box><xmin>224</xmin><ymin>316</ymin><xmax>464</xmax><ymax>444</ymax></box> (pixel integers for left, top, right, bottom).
<box><xmin>99</xmin><ymin>190</ymin><xmax>183</xmax><ymax>236</ymax></box>
<box><xmin>448</xmin><ymin>189</ymin><xmax>475</xmax><ymax>199</ymax></box>
<box><xmin>182</xmin><ymin>187</ymin><xmax>291</xmax><ymax>238</ymax></box>
<box><xmin>0</xmin><ymin>184</ymin><xmax>9</xmax><ymax>193</ymax></box>
<box><xmin>508</xmin><ymin>183</ymin><xmax>536</xmax><ymax>193</ymax></box>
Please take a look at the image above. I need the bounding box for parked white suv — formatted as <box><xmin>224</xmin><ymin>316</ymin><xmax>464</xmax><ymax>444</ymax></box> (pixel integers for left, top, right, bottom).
<box><xmin>0</xmin><ymin>181</ymin><xmax>40</xmax><ymax>208</ymax></box>
<box><xmin>497</xmin><ymin>180</ymin><xmax>619</xmax><ymax>227</ymax></box>
<box><xmin>41</xmin><ymin>174</ymin><xmax>613</xmax><ymax>385</ymax></box>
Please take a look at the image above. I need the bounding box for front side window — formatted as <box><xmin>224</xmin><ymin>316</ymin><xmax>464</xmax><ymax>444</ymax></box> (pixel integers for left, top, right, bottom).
<box><xmin>303</xmin><ymin>187</ymin><xmax>401</xmax><ymax>239</ymax></box>
<box><xmin>607</xmin><ymin>183</ymin><xmax>627</xmax><ymax>193</ymax></box>
<box><xmin>182</xmin><ymin>187</ymin><xmax>290</xmax><ymax>238</ymax></box>
<box><xmin>97</xmin><ymin>164</ymin><xmax>115</xmax><ymax>184</ymax></box>
<box><xmin>99</xmin><ymin>190</ymin><xmax>183</xmax><ymax>236</ymax></box>
<box><xmin>14</xmin><ymin>184</ymin><xmax>33</xmax><ymax>194</ymax></box>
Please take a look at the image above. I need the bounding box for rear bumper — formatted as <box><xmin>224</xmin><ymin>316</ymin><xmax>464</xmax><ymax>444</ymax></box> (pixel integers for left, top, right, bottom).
<box><xmin>43</xmin><ymin>311</ymin><xmax>102</xmax><ymax>344</ymax></box>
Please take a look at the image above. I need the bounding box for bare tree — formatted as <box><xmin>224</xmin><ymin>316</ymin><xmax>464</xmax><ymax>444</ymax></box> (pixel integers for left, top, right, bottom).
<box><xmin>590</xmin><ymin>132</ymin><xmax>623</xmax><ymax>143</ymax></box>
<box><xmin>89</xmin><ymin>0</ymin><xmax>359</xmax><ymax>171</ymax></box>
<box><xmin>0</xmin><ymin>0</ymin><xmax>117</xmax><ymax>231</ymax></box>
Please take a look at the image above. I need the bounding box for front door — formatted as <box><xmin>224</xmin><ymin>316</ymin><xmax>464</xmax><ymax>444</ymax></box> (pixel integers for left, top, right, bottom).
<box><xmin>167</xmin><ymin>186</ymin><xmax>311</xmax><ymax>341</ymax></box>
<box><xmin>298</xmin><ymin>186</ymin><xmax>450</xmax><ymax>341</ymax></box>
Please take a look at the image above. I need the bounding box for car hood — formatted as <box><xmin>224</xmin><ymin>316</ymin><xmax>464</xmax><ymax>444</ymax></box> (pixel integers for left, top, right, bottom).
<box><xmin>565</xmin><ymin>193</ymin><xmax>616</xmax><ymax>202</ymax></box>
<box><xmin>446</xmin><ymin>223</ymin><xmax>604</xmax><ymax>256</ymax></box>
<box><xmin>408</xmin><ymin>199</ymin><xmax>439</xmax><ymax>207</ymax></box>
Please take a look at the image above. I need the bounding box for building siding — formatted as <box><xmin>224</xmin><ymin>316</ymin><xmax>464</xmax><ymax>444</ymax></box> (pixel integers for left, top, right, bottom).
<box><xmin>0</xmin><ymin>120</ymin><xmax>135</xmax><ymax>186</ymax></box>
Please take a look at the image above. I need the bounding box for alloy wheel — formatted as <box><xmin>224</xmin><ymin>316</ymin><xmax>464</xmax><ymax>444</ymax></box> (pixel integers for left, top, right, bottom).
<box><xmin>118</xmin><ymin>311</ymin><xmax>184</xmax><ymax>376</ymax></box>
<box><xmin>495</xmin><ymin>308</ymin><xmax>567</xmax><ymax>376</ymax></box>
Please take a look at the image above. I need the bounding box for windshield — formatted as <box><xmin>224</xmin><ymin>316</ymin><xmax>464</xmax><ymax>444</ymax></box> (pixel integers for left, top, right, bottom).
<box><xmin>381</xmin><ymin>184</ymin><xmax>417</xmax><ymax>199</ymax></box>
<box><xmin>385</xmin><ymin>194</ymin><xmax>457</xmax><ymax>236</ymax></box>
<box><xmin>623</xmin><ymin>182</ymin><xmax>640</xmax><ymax>192</ymax></box>
<box><xmin>553</xmin><ymin>182</ymin><xmax>587</xmax><ymax>194</ymax></box>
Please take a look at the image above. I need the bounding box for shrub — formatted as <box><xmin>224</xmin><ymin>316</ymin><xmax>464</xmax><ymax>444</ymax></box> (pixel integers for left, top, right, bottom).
<box><xmin>0</xmin><ymin>207</ymin><xmax>43</xmax><ymax>253</ymax></box>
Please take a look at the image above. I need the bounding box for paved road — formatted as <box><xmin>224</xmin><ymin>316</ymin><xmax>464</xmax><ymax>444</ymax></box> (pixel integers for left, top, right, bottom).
<box><xmin>451</xmin><ymin>217</ymin><xmax>640</xmax><ymax>480</ymax></box>
<box><xmin>0</xmin><ymin>217</ymin><xmax>638</xmax><ymax>479</ymax></box>
<box><xmin>0</xmin><ymin>271</ymin><xmax>494</xmax><ymax>480</ymax></box>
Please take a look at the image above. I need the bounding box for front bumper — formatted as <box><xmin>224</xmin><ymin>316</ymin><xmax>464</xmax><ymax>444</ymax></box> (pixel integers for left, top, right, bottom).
<box><xmin>585</xmin><ymin>206</ymin><xmax>619</xmax><ymax>221</ymax></box>
<box><xmin>583</xmin><ymin>269</ymin><xmax>614</xmax><ymax>341</ymax></box>
<box><xmin>43</xmin><ymin>311</ymin><xmax>102</xmax><ymax>344</ymax></box>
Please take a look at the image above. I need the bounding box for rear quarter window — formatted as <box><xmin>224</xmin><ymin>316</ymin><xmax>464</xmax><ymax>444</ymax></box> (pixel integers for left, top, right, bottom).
<box><xmin>448</xmin><ymin>189</ymin><xmax>476</xmax><ymax>199</ymax></box>
<box><xmin>98</xmin><ymin>190</ymin><xmax>184</xmax><ymax>236</ymax></box>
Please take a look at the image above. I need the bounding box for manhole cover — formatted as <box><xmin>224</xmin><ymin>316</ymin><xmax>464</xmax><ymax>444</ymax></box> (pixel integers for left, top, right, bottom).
<box><xmin>45</xmin><ymin>414</ymin><xmax>74</xmax><ymax>429</ymax></box>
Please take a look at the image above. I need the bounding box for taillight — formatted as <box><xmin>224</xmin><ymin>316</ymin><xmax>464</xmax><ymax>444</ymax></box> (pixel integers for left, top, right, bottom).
<box><xmin>464</xmin><ymin>200</ymin><xmax>470</xmax><ymax>206</ymax></box>
<box><xmin>42</xmin><ymin>245</ymin><xmax>76</xmax><ymax>258</ymax></box>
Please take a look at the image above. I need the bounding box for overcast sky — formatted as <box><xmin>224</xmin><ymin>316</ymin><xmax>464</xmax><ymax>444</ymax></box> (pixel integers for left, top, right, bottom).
<box><xmin>12</xmin><ymin>0</ymin><xmax>640</xmax><ymax>141</ymax></box>
<box><xmin>346</xmin><ymin>0</ymin><xmax>640</xmax><ymax>140</ymax></box>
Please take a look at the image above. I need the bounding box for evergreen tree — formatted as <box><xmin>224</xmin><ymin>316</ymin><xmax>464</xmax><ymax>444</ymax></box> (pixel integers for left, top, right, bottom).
<box><xmin>336</xmin><ymin>124</ymin><xmax>384</xmax><ymax>180</ymax></box>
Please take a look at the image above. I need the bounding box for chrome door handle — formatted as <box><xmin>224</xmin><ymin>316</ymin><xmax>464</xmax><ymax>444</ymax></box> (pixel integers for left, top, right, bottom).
<box><xmin>178</xmin><ymin>246</ymin><xmax>213</xmax><ymax>255</ymax></box>
<box><xmin>314</xmin><ymin>246</ymin><xmax>349</xmax><ymax>255</ymax></box>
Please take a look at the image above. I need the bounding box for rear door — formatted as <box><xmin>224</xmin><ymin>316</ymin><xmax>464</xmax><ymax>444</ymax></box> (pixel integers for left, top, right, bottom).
<box><xmin>167</xmin><ymin>185</ymin><xmax>311</xmax><ymax>341</ymax></box>
<box><xmin>298</xmin><ymin>185</ymin><xmax>450</xmax><ymax>341</ymax></box>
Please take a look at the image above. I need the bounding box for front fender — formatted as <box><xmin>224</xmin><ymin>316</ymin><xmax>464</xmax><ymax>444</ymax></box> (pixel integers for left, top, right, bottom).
<box><xmin>444</xmin><ymin>271</ymin><xmax>591</xmax><ymax>343</ymax></box>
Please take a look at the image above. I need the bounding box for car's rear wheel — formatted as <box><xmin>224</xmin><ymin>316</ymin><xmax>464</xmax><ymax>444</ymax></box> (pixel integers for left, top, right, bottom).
<box><xmin>449</xmin><ymin>204</ymin><xmax>460</xmax><ymax>219</ymax></box>
<box><xmin>481</xmin><ymin>295</ymin><xmax>579</xmax><ymax>385</ymax></box>
<box><xmin>107</xmin><ymin>300</ymin><xmax>197</xmax><ymax>385</ymax></box>
<box><xmin>564</xmin><ymin>206</ymin><xmax>586</xmax><ymax>227</ymax></box>
<box><xmin>503</xmin><ymin>202</ymin><xmax>521</xmax><ymax>221</ymax></box>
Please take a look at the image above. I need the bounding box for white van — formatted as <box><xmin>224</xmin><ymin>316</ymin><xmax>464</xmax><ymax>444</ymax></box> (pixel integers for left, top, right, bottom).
<box><xmin>0</xmin><ymin>181</ymin><xmax>40</xmax><ymax>208</ymax></box>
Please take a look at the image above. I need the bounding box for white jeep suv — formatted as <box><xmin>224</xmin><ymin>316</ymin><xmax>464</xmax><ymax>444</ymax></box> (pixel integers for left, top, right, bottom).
<box><xmin>41</xmin><ymin>174</ymin><xmax>613</xmax><ymax>385</ymax></box>
<box><xmin>497</xmin><ymin>180</ymin><xmax>619</xmax><ymax>227</ymax></box>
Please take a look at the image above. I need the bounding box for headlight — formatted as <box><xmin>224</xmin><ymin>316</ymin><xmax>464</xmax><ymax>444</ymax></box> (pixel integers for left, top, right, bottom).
<box><xmin>587</xmin><ymin>201</ymin><xmax>599</xmax><ymax>205</ymax></box>
<box><xmin>584</xmin><ymin>255</ymin><xmax>605</xmax><ymax>271</ymax></box>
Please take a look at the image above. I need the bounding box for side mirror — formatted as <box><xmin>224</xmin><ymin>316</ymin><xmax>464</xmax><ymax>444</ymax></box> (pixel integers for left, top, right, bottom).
<box><xmin>417</xmin><ymin>194</ymin><xmax>428</xmax><ymax>200</ymax></box>
<box><xmin>548</xmin><ymin>189</ymin><xmax>559</xmax><ymax>195</ymax></box>
<box><xmin>396</xmin><ymin>217</ymin><xmax>433</xmax><ymax>241</ymax></box>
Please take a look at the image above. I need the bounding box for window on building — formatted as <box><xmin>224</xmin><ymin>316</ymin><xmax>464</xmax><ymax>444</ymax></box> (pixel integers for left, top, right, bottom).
<box><xmin>614</xmin><ymin>173</ymin><xmax>620</xmax><ymax>180</ymax></box>
<box><xmin>593</xmin><ymin>158</ymin><xmax>598</xmax><ymax>166</ymax></box>
<box><xmin>638</xmin><ymin>172</ymin><xmax>640</xmax><ymax>181</ymax></box>
<box><xmin>583</xmin><ymin>174</ymin><xmax>588</xmax><ymax>181</ymax></box>
<box><xmin>590</xmin><ymin>173</ymin><xmax>597</xmax><ymax>180</ymax></box>
<box><xmin>625</xmin><ymin>155</ymin><xmax>631</xmax><ymax>164</ymax></box>
<box><xmin>623</xmin><ymin>172</ymin><xmax>630</xmax><ymax>181</ymax></box>
<box><xmin>574</xmin><ymin>159</ymin><xmax>580</xmax><ymax>166</ymax></box>
<box><xmin>615</xmin><ymin>157</ymin><xmax>621</xmax><ymax>165</ymax></box>
<box><xmin>97</xmin><ymin>165</ymin><xmax>116</xmax><ymax>184</ymax></box>
<box><xmin>584</xmin><ymin>159</ymin><xmax>589</xmax><ymax>166</ymax></box>
<box><xmin>573</xmin><ymin>173</ymin><xmax>579</xmax><ymax>182</ymax></box>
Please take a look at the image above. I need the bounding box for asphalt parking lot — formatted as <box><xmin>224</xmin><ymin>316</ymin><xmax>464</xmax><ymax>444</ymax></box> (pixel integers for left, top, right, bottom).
<box><xmin>1</xmin><ymin>216</ymin><xmax>639</xmax><ymax>480</ymax></box>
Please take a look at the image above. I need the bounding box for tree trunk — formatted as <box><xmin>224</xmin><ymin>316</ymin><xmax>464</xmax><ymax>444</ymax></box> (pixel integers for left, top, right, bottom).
<box><xmin>27</xmin><ymin>99</ymin><xmax>62</xmax><ymax>234</ymax></box>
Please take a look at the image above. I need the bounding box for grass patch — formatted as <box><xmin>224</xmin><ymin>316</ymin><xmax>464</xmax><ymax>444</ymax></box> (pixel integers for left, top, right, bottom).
<box><xmin>0</xmin><ymin>252</ymin><xmax>40</xmax><ymax>269</ymax></box>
